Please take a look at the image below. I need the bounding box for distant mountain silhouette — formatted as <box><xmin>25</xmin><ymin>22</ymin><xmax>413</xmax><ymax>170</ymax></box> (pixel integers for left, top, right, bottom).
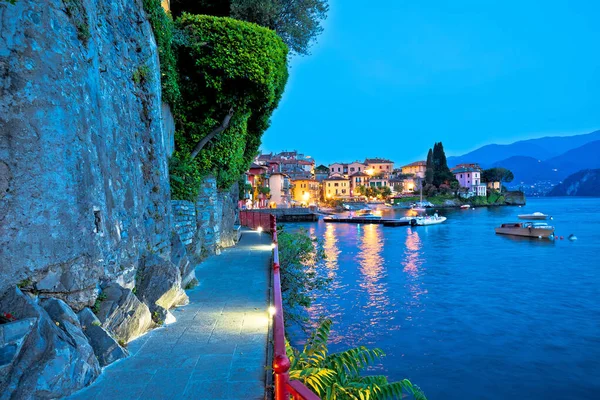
<box><xmin>448</xmin><ymin>130</ymin><xmax>600</xmax><ymax>167</ymax></box>
<box><xmin>545</xmin><ymin>140</ymin><xmax>600</xmax><ymax>174</ymax></box>
<box><xmin>490</xmin><ymin>156</ymin><xmax>562</xmax><ymax>184</ymax></box>
<box><xmin>547</xmin><ymin>169</ymin><xmax>600</xmax><ymax>196</ymax></box>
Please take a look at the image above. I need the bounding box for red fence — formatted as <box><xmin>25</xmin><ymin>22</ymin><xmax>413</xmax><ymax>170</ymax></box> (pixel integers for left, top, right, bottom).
<box><xmin>239</xmin><ymin>211</ymin><xmax>273</xmax><ymax>232</ymax></box>
<box><xmin>241</xmin><ymin>212</ymin><xmax>319</xmax><ymax>399</ymax></box>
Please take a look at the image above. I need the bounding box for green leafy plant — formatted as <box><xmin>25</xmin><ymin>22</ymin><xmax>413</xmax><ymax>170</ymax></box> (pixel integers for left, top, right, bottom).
<box><xmin>172</xmin><ymin>14</ymin><xmax>288</xmax><ymax>190</ymax></box>
<box><xmin>142</xmin><ymin>0</ymin><xmax>181</xmax><ymax>106</ymax></box>
<box><xmin>17</xmin><ymin>278</ymin><xmax>32</xmax><ymax>288</ymax></box>
<box><xmin>278</xmin><ymin>228</ymin><xmax>328</xmax><ymax>326</ymax></box>
<box><xmin>286</xmin><ymin>319</ymin><xmax>426</xmax><ymax>400</ymax></box>
<box><xmin>91</xmin><ymin>292</ymin><xmax>107</xmax><ymax>315</ymax></box>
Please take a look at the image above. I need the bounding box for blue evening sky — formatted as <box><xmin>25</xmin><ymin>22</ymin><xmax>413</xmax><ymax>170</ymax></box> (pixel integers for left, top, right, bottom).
<box><xmin>261</xmin><ymin>0</ymin><xmax>600</xmax><ymax>166</ymax></box>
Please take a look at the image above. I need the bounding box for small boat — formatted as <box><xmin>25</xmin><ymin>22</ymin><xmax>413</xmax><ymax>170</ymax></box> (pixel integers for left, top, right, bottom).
<box><xmin>460</xmin><ymin>205</ymin><xmax>471</xmax><ymax>209</ymax></box>
<box><xmin>351</xmin><ymin>209</ymin><xmax>382</xmax><ymax>220</ymax></box>
<box><xmin>518</xmin><ymin>212</ymin><xmax>549</xmax><ymax>220</ymax></box>
<box><xmin>414</xmin><ymin>213</ymin><xmax>447</xmax><ymax>226</ymax></box>
<box><xmin>495</xmin><ymin>222</ymin><xmax>555</xmax><ymax>238</ymax></box>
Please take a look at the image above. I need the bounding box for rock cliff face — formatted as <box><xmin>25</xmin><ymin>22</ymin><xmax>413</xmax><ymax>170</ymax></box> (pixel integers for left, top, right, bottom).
<box><xmin>0</xmin><ymin>0</ymin><xmax>239</xmax><ymax>397</ymax></box>
<box><xmin>0</xmin><ymin>0</ymin><xmax>171</xmax><ymax>305</ymax></box>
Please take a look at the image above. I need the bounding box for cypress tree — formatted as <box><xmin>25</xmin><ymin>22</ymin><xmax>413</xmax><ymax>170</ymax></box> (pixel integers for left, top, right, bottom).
<box><xmin>425</xmin><ymin>148</ymin><xmax>434</xmax><ymax>185</ymax></box>
<box><xmin>432</xmin><ymin>141</ymin><xmax>454</xmax><ymax>186</ymax></box>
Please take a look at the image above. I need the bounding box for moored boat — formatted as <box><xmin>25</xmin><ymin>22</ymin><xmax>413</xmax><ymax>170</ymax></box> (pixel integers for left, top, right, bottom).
<box><xmin>351</xmin><ymin>209</ymin><xmax>382</xmax><ymax>220</ymax></box>
<box><xmin>414</xmin><ymin>214</ymin><xmax>447</xmax><ymax>226</ymax></box>
<box><xmin>518</xmin><ymin>212</ymin><xmax>549</xmax><ymax>220</ymax></box>
<box><xmin>495</xmin><ymin>222</ymin><xmax>555</xmax><ymax>238</ymax></box>
<box><xmin>460</xmin><ymin>205</ymin><xmax>471</xmax><ymax>209</ymax></box>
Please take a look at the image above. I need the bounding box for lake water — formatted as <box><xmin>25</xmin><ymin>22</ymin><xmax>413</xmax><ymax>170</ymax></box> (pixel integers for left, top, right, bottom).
<box><xmin>288</xmin><ymin>197</ymin><xmax>600</xmax><ymax>400</ymax></box>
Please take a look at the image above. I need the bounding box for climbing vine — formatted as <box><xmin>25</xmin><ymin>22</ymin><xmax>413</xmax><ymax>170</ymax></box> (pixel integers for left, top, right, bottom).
<box><xmin>142</xmin><ymin>0</ymin><xmax>181</xmax><ymax>106</ymax></box>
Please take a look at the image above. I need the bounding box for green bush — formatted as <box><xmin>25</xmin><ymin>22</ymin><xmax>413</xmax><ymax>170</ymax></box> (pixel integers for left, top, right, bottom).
<box><xmin>172</xmin><ymin>14</ymin><xmax>288</xmax><ymax>191</ymax></box>
<box><xmin>278</xmin><ymin>229</ymin><xmax>328</xmax><ymax>326</ymax></box>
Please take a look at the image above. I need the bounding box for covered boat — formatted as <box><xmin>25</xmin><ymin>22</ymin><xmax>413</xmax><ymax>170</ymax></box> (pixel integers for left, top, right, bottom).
<box><xmin>518</xmin><ymin>212</ymin><xmax>549</xmax><ymax>220</ymax></box>
<box><xmin>495</xmin><ymin>222</ymin><xmax>555</xmax><ymax>238</ymax></box>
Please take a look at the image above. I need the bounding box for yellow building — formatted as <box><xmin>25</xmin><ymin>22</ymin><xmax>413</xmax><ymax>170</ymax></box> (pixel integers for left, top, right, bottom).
<box><xmin>322</xmin><ymin>175</ymin><xmax>351</xmax><ymax>200</ymax></box>
<box><xmin>401</xmin><ymin>161</ymin><xmax>427</xmax><ymax>179</ymax></box>
<box><xmin>291</xmin><ymin>178</ymin><xmax>320</xmax><ymax>205</ymax></box>
<box><xmin>365</xmin><ymin>158</ymin><xmax>395</xmax><ymax>177</ymax></box>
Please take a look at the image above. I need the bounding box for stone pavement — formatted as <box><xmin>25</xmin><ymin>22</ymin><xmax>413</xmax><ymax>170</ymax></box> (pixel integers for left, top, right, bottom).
<box><xmin>68</xmin><ymin>230</ymin><xmax>272</xmax><ymax>400</ymax></box>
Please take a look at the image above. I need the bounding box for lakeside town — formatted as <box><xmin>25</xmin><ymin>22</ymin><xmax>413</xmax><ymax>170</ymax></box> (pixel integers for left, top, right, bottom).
<box><xmin>242</xmin><ymin>146</ymin><xmax>517</xmax><ymax>210</ymax></box>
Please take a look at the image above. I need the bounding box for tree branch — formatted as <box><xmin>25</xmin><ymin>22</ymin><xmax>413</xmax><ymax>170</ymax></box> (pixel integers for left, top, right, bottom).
<box><xmin>189</xmin><ymin>107</ymin><xmax>235</xmax><ymax>160</ymax></box>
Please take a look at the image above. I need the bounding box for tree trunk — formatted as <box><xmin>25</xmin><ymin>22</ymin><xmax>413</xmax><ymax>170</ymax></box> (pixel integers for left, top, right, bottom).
<box><xmin>189</xmin><ymin>107</ymin><xmax>235</xmax><ymax>160</ymax></box>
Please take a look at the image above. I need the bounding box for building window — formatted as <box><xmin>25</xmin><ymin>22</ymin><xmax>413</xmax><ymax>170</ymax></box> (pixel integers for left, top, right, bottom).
<box><xmin>342</xmin><ymin>189</ymin><xmax>346</xmax><ymax>194</ymax></box>
<box><xmin>350</xmin><ymin>167</ymin><xmax>355</xmax><ymax>172</ymax></box>
<box><xmin>328</xmin><ymin>183</ymin><xmax>330</xmax><ymax>187</ymax></box>
<box><xmin>460</xmin><ymin>174</ymin><xmax>463</xmax><ymax>178</ymax></box>
<box><xmin>358</xmin><ymin>167</ymin><xmax>361</xmax><ymax>171</ymax></box>
<box><xmin>338</xmin><ymin>168</ymin><xmax>341</xmax><ymax>172</ymax></box>
<box><xmin>334</xmin><ymin>183</ymin><xmax>339</xmax><ymax>187</ymax></box>
<box><xmin>379</xmin><ymin>166</ymin><xmax>382</xmax><ymax>169</ymax></box>
<box><xmin>387</xmin><ymin>166</ymin><xmax>390</xmax><ymax>169</ymax></box>
<box><xmin>468</xmin><ymin>174</ymin><xmax>470</xmax><ymax>178</ymax></box>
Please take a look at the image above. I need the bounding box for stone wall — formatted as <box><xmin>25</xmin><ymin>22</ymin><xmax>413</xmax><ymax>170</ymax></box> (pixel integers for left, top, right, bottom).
<box><xmin>173</xmin><ymin>177</ymin><xmax>240</xmax><ymax>259</ymax></box>
<box><xmin>172</xmin><ymin>200</ymin><xmax>196</xmax><ymax>246</ymax></box>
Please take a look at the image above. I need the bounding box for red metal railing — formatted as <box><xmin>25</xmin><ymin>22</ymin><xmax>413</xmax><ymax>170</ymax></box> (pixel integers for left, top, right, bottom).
<box><xmin>269</xmin><ymin>214</ymin><xmax>319</xmax><ymax>400</ymax></box>
<box><xmin>240</xmin><ymin>211</ymin><xmax>319</xmax><ymax>399</ymax></box>
<box><xmin>239</xmin><ymin>211</ymin><xmax>273</xmax><ymax>232</ymax></box>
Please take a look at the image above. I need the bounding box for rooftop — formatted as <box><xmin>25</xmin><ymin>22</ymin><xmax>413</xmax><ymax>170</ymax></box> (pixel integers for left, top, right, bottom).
<box><xmin>365</xmin><ymin>158</ymin><xmax>394</xmax><ymax>164</ymax></box>
<box><xmin>402</xmin><ymin>161</ymin><xmax>427</xmax><ymax>168</ymax></box>
<box><xmin>452</xmin><ymin>167</ymin><xmax>481</xmax><ymax>173</ymax></box>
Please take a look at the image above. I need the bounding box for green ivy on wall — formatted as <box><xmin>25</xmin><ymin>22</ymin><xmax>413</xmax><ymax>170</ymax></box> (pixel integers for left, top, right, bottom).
<box><xmin>142</xmin><ymin>0</ymin><xmax>181</xmax><ymax>107</ymax></box>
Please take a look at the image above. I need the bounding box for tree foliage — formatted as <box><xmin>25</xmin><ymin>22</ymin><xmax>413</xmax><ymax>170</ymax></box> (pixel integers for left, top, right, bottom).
<box><xmin>482</xmin><ymin>167</ymin><xmax>514</xmax><ymax>193</ymax></box>
<box><xmin>425</xmin><ymin>148</ymin><xmax>434</xmax><ymax>185</ymax></box>
<box><xmin>278</xmin><ymin>229</ymin><xmax>329</xmax><ymax>326</ymax></box>
<box><xmin>171</xmin><ymin>14</ymin><xmax>288</xmax><ymax>192</ymax></box>
<box><xmin>286</xmin><ymin>319</ymin><xmax>427</xmax><ymax>400</ymax></box>
<box><xmin>431</xmin><ymin>142</ymin><xmax>455</xmax><ymax>186</ymax></box>
<box><xmin>171</xmin><ymin>0</ymin><xmax>329</xmax><ymax>55</ymax></box>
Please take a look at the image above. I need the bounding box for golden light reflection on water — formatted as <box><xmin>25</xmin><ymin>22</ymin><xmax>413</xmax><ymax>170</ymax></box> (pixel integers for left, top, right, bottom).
<box><xmin>323</xmin><ymin>223</ymin><xmax>340</xmax><ymax>279</ymax></box>
<box><xmin>403</xmin><ymin>228</ymin><xmax>427</xmax><ymax>307</ymax></box>
<box><xmin>357</xmin><ymin>224</ymin><xmax>390</xmax><ymax>311</ymax></box>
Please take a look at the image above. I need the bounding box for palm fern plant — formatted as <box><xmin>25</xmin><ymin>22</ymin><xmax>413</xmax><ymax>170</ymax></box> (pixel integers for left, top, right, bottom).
<box><xmin>286</xmin><ymin>319</ymin><xmax>426</xmax><ymax>400</ymax></box>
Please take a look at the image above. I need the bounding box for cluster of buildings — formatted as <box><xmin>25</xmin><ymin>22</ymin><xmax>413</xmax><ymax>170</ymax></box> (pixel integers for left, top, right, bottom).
<box><xmin>242</xmin><ymin>151</ymin><xmax>497</xmax><ymax>208</ymax></box>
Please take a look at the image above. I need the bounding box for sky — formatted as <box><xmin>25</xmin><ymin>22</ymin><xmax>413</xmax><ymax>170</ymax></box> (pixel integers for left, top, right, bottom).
<box><xmin>260</xmin><ymin>0</ymin><xmax>600</xmax><ymax>166</ymax></box>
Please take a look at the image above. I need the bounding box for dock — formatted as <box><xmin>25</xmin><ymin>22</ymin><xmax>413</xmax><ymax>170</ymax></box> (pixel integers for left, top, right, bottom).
<box><xmin>243</xmin><ymin>208</ymin><xmax>319</xmax><ymax>222</ymax></box>
<box><xmin>323</xmin><ymin>217</ymin><xmax>414</xmax><ymax>227</ymax></box>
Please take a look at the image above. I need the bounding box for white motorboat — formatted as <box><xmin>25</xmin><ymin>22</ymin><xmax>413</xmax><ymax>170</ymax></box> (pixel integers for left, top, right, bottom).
<box><xmin>414</xmin><ymin>213</ymin><xmax>447</xmax><ymax>226</ymax></box>
<box><xmin>518</xmin><ymin>212</ymin><xmax>549</xmax><ymax>220</ymax></box>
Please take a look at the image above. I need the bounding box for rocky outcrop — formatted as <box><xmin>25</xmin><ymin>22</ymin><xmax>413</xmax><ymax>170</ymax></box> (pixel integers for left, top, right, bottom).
<box><xmin>78</xmin><ymin>308</ymin><xmax>128</xmax><ymax>367</ymax></box>
<box><xmin>94</xmin><ymin>283</ymin><xmax>153</xmax><ymax>344</ymax></box>
<box><xmin>171</xmin><ymin>232</ymin><xmax>195</xmax><ymax>288</ymax></box>
<box><xmin>0</xmin><ymin>288</ymin><xmax>100</xmax><ymax>399</ymax></box>
<box><xmin>504</xmin><ymin>191</ymin><xmax>526</xmax><ymax>205</ymax></box>
<box><xmin>136</xmin><ymin>254</ymin><xmax>188</xmax><ymax>323</ymax></box>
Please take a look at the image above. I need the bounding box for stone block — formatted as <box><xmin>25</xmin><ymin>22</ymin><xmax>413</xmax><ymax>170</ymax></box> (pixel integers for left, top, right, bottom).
<box><xmin>78</xmin><ymin>308</ymin><xmax>128</xmax><ymax>367</ymax></box>
<box><xmin>96</xmin><ymin>283</ymin><xmax>153</xmax><ymax>344</ymax></box>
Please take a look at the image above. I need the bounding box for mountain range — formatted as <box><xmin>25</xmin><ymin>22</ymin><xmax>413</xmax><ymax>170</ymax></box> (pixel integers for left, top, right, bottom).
<box><xmin>447</xmin><ymin>130</ymin><xmax>600</xmax><ymax>186</ymax></box>
<box><xmin>548</xmin><ymin>169</ymin><xmax>600</xmax><ymax>196</ymax></box>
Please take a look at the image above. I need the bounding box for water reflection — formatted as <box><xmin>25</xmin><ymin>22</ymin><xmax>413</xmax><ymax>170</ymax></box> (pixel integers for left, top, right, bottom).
<box><xmin>403</xmin><ymin>228</ymin><xmax>427</xmax><ymax>312</ymax></box>
<box><xmin>323</xmin><ymin>223</ymin><xmax>340</xmax><ymax>279</ymax></box>
<box><xmin>357</xmin><ymin>224</ymin><xmax>389</xmax><ymax>311</ymax></box>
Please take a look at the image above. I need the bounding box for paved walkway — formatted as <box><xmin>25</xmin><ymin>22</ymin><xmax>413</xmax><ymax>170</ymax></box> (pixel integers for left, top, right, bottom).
<box><xmin>68</xmin><ymin>230</ymin><xmax>272</xmax><ymax>400</ymax></box>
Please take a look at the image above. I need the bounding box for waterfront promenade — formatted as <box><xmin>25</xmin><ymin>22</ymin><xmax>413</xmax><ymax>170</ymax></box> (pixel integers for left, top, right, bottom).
<box><xmin>68</xmin><ymin>230</ymin><xmax>272</xmax><ymax>400</ymax></box>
